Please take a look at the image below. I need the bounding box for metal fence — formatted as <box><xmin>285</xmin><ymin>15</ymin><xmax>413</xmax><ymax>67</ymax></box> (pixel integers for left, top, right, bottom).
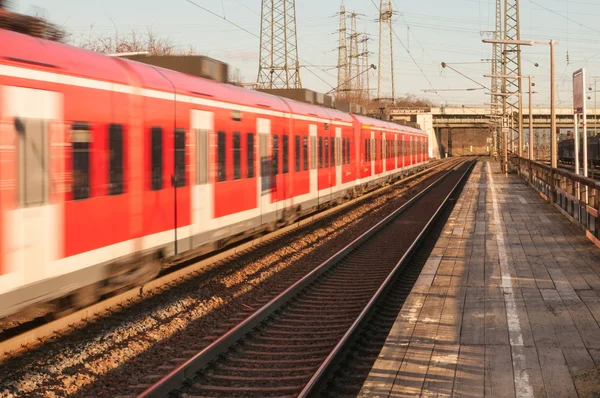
<box><xmin>512</xmin><ymin>155</ymin><xmax>600</xmax><ymax>245</ymax></box>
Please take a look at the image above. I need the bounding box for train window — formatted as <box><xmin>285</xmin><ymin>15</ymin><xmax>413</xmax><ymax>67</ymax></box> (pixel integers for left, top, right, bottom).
<box><xmin>233</xmin><ymin>132</ymin><xmax>241</xmax><ymax>180</ymax></box>
<box><xmin>310</xmin><ymin>136</ymin><xmax>316</xmax><ymax>170</ymax></box>
<box><xmin>346</xmin><ymin>138</ymin><xmax>350</xmax><ymax>164</ymax></box>
<box><xmin>318</xmin><ymin>137</ymin><xmax>323</xmax><ymax>168</ymax></box>
<box><xmin>381</xmin><ymin>140</ymin><xmax>385</xmax><ymax>160</ymax></box>
<box><xmin>413</xmin><ymin>140</ymin><xmax>416</xmax><ymax>161</ymax></box>
<box><xmin>371</xmin><ymin>138</ymin><xmax>376</xmax><ymax>161</ymax></box>
<box><xmin>174</xmin><ymin>128</ymin><xmax>186</xmax><ymax>187</ymax></box>
<box><xmin>273</xmin><ymin>134</ymin><xmax>279</xmax><ymax>175</ymax></box>
<box><xmin>283</xmin><ymin>135</ymin><xmax>289</xmax><ymax>174</ymax></box>
<box><xmin>295</xmin><ymin>135</ymin><xmax>301</xmax><ymax>172</ymax></box>
<box><xmin>342</xmin><ymin>138</ymin><xmax>347</xmax><ymax>165</ymax></box>
<box><xmin>324</xmin><ymin>138</ymin><xmax>329</xmax><ymax>168</ymax></box>
<box><xmin>330</xmin><ymin>137</ymin><xmax>335</xmax><ymax>167</ymax></box>
<box><xmin>218</xmin><ymin>131</ymin><xmax>226</xmax><ymax>182</ymax></box>
<box><xmin>303</xmin><ymin>136</ymin><xmax>309</xmax><ymax>171</ymax></box>
<box><xmin>109</xmin><ymin>124</ymin><xmax>124</xmax><ymax>195</ymax></box>
<box><xmin>71</xmin><ymin>122</ymin><xmax>91</xmax><ymax>201</ymax></box>
<box><xmin>247</xmin><ymin>133</ymin><xmax>255</xmax><ymax>178</ymax></box>
<box><xmin>151</xmin><ymin>127</ymin><xmax>163</xmax><ymax>191</ymax></box>
<box><xmin>197</xmin><ymin>129</ymin><xmax>209</xmax><ymax>184</ymax></box>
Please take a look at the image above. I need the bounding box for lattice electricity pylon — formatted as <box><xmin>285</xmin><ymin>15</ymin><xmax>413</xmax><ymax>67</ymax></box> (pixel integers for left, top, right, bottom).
<box><xmin>502</xmin><ymin>0</ymin><xmax>523</xmax><ymax>156</ymax></box>
<box><xmin>349</xmin><ymin>12</ymin><xmax>361</xmax><ymax>98</ymax></box>
<box><xmin>257</xmin><ymin>0</ymin><xmax>302</xmax><ymax>89</ymax></box>
<box><xmin>489</xmin><ymin>0</ymin><xmax>503</xmax><ymax>155</ymax></box>
<box><xmin>336</xmin><ymin>1</ymin><xmax>349</xmax><ymax>94</ymax></box>
<box><xmin>359</xmin><ymin>33</ymin><xmax>371</xmax><ymax>101</ymax></box>
<box><xmin>377</xmin><ymin>0</ymin><xmax>395</xmax><ymax>104</ymax></box>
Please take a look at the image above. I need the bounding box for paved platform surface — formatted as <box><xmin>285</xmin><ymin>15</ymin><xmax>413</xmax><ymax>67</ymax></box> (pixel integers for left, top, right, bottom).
<box><xmin>359</xmin><ymin>160</ymin><xmax>600</xmax><ymax>398</ymax></box>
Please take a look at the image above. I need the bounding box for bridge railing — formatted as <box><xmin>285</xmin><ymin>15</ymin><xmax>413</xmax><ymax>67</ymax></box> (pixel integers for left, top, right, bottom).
<box><xmin>512</xmin><ymin>155</ymin><xmax>600</xmax><ymax>245</ymax></box>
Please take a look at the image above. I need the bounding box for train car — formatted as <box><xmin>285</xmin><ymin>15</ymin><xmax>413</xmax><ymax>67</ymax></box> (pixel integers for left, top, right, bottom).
<box><xmin>559</xmin><ymin>137</ymin><xmax>600</xmax><ymax>166</ymax></box>
<box><xmin>0</xmin><ymin>29</ymin><xmax>429</xmax><ymax>320</ymax></box>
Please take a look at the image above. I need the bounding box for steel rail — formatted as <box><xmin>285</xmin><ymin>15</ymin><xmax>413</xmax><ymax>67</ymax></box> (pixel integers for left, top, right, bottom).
<box><xmin>299</xmin><ymin>158</ymin><xmax>477</xmax><ymax>397</ymax></box>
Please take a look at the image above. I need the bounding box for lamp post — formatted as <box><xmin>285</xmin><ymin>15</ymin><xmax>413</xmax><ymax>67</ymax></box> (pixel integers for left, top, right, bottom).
<box><xmin>486</xmin><ymin>74</ymin><xmax>535</xmax><ymax>180</ymax></box>
<box><xmin>487</xmin><ymin>91</ymin><xmax>511</xmax><ymax>174</ymax></box>
<box><xmin>483</xmin><ymin>39</ymin><xmax>558</xmax><ymax>168</ymax></box>
<box><xmin>590</xmin><ymin>77</ymin><xmax>600</xmax><ymax>136</ymax></box>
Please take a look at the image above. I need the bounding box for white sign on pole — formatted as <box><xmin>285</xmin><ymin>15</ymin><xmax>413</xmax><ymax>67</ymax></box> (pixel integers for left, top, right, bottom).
<box><xmin>573</xmin><ymin>69</ymin><xmax>585</xmax><ymax>115</ymax></box>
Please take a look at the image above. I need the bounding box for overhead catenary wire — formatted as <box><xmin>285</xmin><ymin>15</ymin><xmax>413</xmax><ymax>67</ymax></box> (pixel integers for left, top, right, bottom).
<box><xmin>528</xmin><ymin>0</ymin><xmax>600</xmax><ymax>35</ymax></box>
<box><xmin>183</xmin><ymin>0</ymin><xmax>338</xmax><ymax>86</ymax></box>
<box><xmin>369</xmin><ymin>0</ymin><xmax>442</xmax><ymax>99</ymax></box>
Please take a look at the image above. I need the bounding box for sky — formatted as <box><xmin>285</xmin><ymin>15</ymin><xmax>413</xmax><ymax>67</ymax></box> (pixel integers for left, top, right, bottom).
<box><xmin>13</xmin><ymin>0</ymin><xmax>600</xmax><ymax>109</ymax></box>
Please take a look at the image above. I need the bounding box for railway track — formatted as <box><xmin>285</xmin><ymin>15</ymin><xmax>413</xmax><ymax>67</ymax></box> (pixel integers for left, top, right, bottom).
<box><xmin>140</xmin><ymin>158</ymin><xmax>476</xmax><ymax>398</ymax></box>
<box><xmin>0</xmin><ymin>160</ymin><xmax>448</xmax><ymax>353</ymax></box>
<box><xmin>0</xmin><ymin>158</ymin><xmax>470</xmax><ymax>397</ymax></box>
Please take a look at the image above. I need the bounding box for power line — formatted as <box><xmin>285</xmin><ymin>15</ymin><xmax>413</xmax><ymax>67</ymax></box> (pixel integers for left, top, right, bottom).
<box><xmin>184</xmin><ymin>0</ymin><xmax>258</xmax><ymax>38</ymax></box>
<box><xmin>183</xmin><ymin>0</ymin><xmax>337</xmax><ymax>86</ymax></box>
<box><xmin>369</xmin><ymin>0</ymin><xmax>442</xmax><ymax>98</ymax></box>
<box><xmin>391</xmin><ymin>0</ymin><xmax>436</xmax><ymax>65</ymax></box>
<box><xmin>528</xmin><ymin>0</ymin><xmax>600</xmax><ymax>35</ymax></box>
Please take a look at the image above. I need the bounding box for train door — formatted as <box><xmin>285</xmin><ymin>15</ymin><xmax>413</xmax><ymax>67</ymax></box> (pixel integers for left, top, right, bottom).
<box><xmin>257</xmin><ymin>118</ymin><xmax>279</xmax><ymax>224</ymax></box>
<box><xmin>190</xmin><ymin>110</ymin><xmax>213</xmax><ymax>241</ymax></box>
<box><xmin>2</xmin><ymin>86</ymin><xmax>62</xmax><ymax>287</ymax></box>
<box><xmin>370</xmin><ymin>130</ymin><xmax>375</xmax><ymax>177</ymax></box>
<box><xmin>382</xmin><ymin>133</ymin><xmax>387</xmax><ymax>174</ymax></box>
<box><xmin>309</xmin><ymin>124</ymin><xmax>318</xmax><ymax>197</ymax></box>
<box><xmin>394</xmin><ymin>134</ymin><xmax>398</xmax><ymax>171</ymax></box>
<box><xmin>335</xmin><ymin>127</ymin><xmax>342</xmax><ymax>188</ymax></box>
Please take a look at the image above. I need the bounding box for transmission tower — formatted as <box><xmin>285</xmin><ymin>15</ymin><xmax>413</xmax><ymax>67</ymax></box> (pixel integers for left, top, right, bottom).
<box><xmin>336</xmin><ymin>2</ymin><xmax>349</xmax><ymax>94</ymax></box>
<box><xmin>490</xmin><ymin>0</ymin><xmax>502</xmax><ymax>156</ymax></box>
<box><xmin>360</xmin><ymin>33</ymin><xmax>371</xmax><ymax>101</ymax></box>
<box><xmin>502</xmin><ymin>0</ymin><xmax>523</xmax><ymax>156</ymax></box>
<box><xmin>377</xmin><ymin>0</ymin><xmax>395</xmax><ymax>104</ymax></box>
<box><xmin>349</xmin><ymin>12</ymin><xmax>361</xmax><ymax>99</ymax></box>
<box><xmin>257</xmin><ymin>0</ymin><xmax>302</xmax><ymax>89</ymax></box>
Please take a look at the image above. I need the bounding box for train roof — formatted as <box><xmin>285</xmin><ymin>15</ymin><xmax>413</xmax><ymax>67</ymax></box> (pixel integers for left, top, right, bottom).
<box><xmin>0</xmin><ymin>29</ymin><xmax>132</xmax><ymax>85</ymax></box>
<box><xmin>0</xmin><ymin>29</ymin><xmax>427</xmax><ymax>135</ymax></box>
<box><xmin>352</xmin><ymin>114</ymin><xmax>425</xmax><ymax>135</ymax></box>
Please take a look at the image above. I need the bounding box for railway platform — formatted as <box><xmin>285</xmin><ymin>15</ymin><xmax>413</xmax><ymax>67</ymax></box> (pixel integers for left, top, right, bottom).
<box><xmin>359</xmin><ymin>160</ymin><xmax>600</xmax><ymax>397</ymax></box>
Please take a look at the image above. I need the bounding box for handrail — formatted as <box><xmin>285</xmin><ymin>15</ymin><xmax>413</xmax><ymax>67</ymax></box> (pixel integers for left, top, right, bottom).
<box><xmin>512</xmin><ymin>155</ymin><xmax>600</xmax><ymax>247</ymax></box>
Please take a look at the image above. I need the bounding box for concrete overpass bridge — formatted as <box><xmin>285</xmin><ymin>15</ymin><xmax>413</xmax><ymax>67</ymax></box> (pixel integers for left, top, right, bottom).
<box><xmin>384</xmin><ymin>105</ymin><xmax>600</xmax><ymax>129</ymax></box>
<box><xmin>375</xmin><ymin>106</ymin><xmax>600</xmax><ymax>159</ymax></box>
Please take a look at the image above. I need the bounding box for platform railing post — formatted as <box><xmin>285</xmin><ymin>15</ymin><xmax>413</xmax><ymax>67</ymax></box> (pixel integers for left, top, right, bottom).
<box><xmin>550</xmin><ymin>168</ymin><xmax>555</xmax><ymax>205</ymax></box>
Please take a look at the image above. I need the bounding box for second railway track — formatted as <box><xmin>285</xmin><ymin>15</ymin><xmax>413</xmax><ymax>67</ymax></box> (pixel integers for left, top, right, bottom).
<box><xmin>141</xmin><ymin>157</ymin><xmax>477</xmax><ymax>398</ymax></box>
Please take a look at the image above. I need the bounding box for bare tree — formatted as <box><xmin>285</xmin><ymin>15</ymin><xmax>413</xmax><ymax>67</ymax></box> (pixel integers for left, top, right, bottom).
<box><xmin>72</xmin><ymin>27</ymin><xmax>194</xmax><ymax>56</ymax></box>
<box><xmin>229</xmin><ymin>68</ymin><xmax>244</xmax><ymax>85</ymax></box>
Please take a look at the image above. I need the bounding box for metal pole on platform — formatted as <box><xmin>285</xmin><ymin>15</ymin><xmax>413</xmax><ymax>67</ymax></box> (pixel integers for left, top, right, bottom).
<box><xmin>551</xmin><ymin>40</ymin><xmax>558</xmax><ymax>169</ymax></box>
<box><xmin>583</xmin><ymin>70</ymin><xmax>589</xmax><ymax>178</ymax></box>
<box><xmin>529</xmin><ymin>75</ymin><xmax>534</xmax><ymax>183</ymax></box>
<box><xmin>518</xmin><ymin>81</ymin><xmax>524</xmax><ymax>158</ymax></box>
<box><xmin>503</xmin><ymin>117</ymin><xmax>509</xmax><ymax>175</ymax></box>
<box><xmin>574</xmin><ymin>113</ymin><xmax>580</xmax><ymax>175</ymax></box>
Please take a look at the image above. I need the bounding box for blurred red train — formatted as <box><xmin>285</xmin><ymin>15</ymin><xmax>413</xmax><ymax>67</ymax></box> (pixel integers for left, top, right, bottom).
<box><xmin>0</xmin><ymin>29</ymin><xmax>429</xmax><ymax>319</ymax></box>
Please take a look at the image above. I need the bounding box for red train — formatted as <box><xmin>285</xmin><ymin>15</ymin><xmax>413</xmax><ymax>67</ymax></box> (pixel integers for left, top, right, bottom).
<box><xmin>0</xmin><ymin>29</ymin><xmax>429</xmax><ymax>319</ymax></box>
